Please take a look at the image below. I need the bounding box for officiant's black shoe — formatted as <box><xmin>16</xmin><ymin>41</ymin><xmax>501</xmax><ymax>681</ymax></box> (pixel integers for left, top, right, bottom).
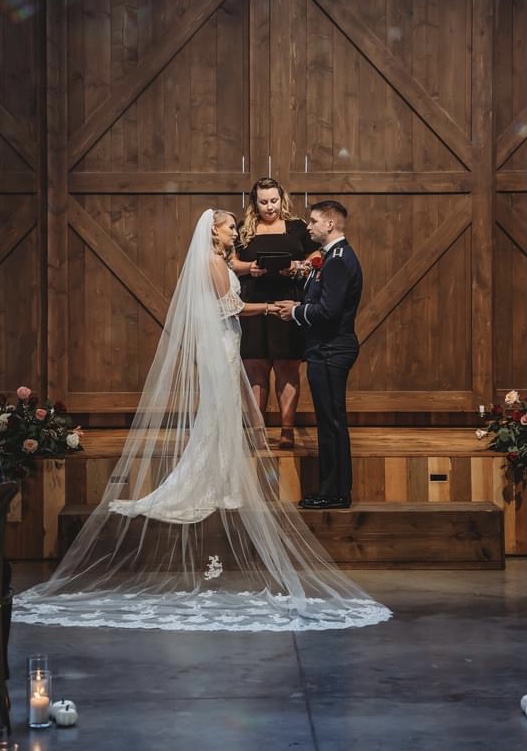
<box><xmin>298</xmin><ymin>495</ymin><xmax>351</xmax><ymax>510</ymax></box>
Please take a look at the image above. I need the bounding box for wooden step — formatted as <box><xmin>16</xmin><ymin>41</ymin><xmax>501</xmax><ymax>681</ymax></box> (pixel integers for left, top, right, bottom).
<box><xmin>58</xmin><ymin>501</ymin><xmax>504</xmax><ymax>569</ymax></box>
<box><xmin>63</xmin><ymin>427</ymin><xmax>525</xmax><ymax>557</ymax></box>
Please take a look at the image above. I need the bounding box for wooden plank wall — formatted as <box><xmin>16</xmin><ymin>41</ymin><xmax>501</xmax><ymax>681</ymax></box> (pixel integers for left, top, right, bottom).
<box><xmin>0</xmin><ymin>2</ymin><xmax>44</xmax><ymax>394</ymax></box>
<box><xmin>0</xmin><ymin>0</ymin><xmax>525</xmax><ymax>425</ymax></box>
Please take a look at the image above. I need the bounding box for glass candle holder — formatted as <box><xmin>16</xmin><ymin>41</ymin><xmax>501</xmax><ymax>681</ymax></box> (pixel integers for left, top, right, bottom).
<box><xmin>27</xmin><ymin>655</ymin><xmax>52</xmax><ymax>729</ymax></box>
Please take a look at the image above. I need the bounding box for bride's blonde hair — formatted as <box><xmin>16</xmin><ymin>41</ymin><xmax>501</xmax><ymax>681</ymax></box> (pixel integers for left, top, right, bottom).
<box><xmin>212</xmin><ymin>209</ymin><xmax>237</xmax><ymax>259</ymax></box>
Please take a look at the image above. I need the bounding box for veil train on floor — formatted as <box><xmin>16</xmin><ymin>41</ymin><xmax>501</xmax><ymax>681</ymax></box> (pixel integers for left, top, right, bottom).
<box><xmin>13</xmin><ymin>210</ymin><xmax>391</xmax><ymax>632</ymax></box>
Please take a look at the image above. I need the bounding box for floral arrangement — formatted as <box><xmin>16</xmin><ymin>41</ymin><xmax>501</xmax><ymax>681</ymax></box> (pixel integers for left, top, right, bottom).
<box><xmin>0</xmin><ymin>386</ymin><xmax>83</xmax><ymax>481</ymax></box>
<box><xmin>477</xmin><ymin>389</ymin><xmax>527</xmax><ymax>477</ymax></box>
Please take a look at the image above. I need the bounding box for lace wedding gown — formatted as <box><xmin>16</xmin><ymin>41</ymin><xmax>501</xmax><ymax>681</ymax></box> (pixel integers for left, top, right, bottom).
<box><xmin>13</xmin><ymin>210</ymin><xmax>391</xmax><ymax>632</ymax></box>
<box><xmin>108</xmin><ymin>271</ymin><xmax>245</xmax><ymax>524</ymax></box>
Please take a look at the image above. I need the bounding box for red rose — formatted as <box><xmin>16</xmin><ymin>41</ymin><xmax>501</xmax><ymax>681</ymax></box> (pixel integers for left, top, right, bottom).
<box><xmin>311</xmin><ymin>256</ymin><xmax>323</xmax><ymax>270</ymax></box>
<box><xmin>512</xmin><ymin>410</ymin><xmax>522</xmax><ymax>421</ymax></box>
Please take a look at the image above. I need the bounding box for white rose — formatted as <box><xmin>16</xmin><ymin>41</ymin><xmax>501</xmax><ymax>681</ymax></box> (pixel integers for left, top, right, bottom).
<box><xmin>66</xmin><ymin>432</ymin><xmax>80</xmax><ymax>449</ymax></box>
<box><xmin>475</xmin><ymin>429</ymin><xmax>488</xmax><ymax>440</ymax></box>
<box><xmin>504</xmin><ymin>390</ymin><xmax>520</xmax><ymax>406</ymax></box>
<box><xmin>0</xmin><ymin>414</ymin><xmax>9</xmax><ymax>432</ymax></box>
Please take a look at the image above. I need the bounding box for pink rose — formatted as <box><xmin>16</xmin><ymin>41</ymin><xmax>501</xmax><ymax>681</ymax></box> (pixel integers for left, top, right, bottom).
<box><xmin>16</xmin><ymin>386</ymin><xmax>31</xmax><ymax>400</ymax></box>
<box><xmin>521</xmin><ymin>414</ymin><xmax>527</xmax><ymax>426</ymax></box>
<box><xmin>504</xmin><ymin>390</ymin><xmax>520</xmax><ymax>406</ymax></box>
<box><xmin>35</xmin><ymin>408</ymin><xmax>47</xmax><ymax>421</ymax></box>
<box><xmin>22</xmin><ymin>438</ymin><xmax>38</xmax><ymax>453</ymax></box>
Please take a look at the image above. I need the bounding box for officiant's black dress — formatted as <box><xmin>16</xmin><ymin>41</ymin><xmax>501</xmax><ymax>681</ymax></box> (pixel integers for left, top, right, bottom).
<box><xmin>236</xmin><ymin>219</ymin><xmax>317</xmax><ymax>359</ymax></box>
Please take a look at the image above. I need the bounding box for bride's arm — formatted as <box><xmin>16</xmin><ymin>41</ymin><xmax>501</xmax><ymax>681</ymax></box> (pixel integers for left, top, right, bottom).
<box><xmin>209</xmin><ymin>253</ymin><xmax>230</xmax><ymax>297</ymax></box>
<box><xmin>209</xmin><ymin>254</ymin><xmax>279</xmax><ymax>317</ymax></box>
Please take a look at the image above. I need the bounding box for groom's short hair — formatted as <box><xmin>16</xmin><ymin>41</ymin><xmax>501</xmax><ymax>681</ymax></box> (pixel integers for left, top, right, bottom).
<box><xmin>310</xmin><ymin>200</ymin><xmax>347</xmax><ymax>230</ymax></box>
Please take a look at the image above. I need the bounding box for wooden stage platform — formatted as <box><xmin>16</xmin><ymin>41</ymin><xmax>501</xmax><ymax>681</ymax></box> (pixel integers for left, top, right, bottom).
<box><xmin>6</xmin><ymin>428</ymin><xmax>525</xmax><ymax>568</ymax></box>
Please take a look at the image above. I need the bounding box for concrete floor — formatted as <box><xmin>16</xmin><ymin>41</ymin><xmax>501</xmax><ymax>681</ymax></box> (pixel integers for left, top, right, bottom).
<box><xmin>4</xmin><ymin>559</ymin><xmax>527</xmax><ymax>751</ymax></box>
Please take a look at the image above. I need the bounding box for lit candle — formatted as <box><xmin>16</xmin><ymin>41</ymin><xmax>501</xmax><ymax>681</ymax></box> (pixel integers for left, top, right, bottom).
<box><xmin>30</xmin><ymin>690</ymin><xmax>50</xmax><ymax>725</ymax></box>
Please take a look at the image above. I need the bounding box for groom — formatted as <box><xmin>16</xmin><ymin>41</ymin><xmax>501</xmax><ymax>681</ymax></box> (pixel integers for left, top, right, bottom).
<box><xmin>277</xmin><ymin>200</ymin><xmax>362</xmax><ymax>509</ymax></box>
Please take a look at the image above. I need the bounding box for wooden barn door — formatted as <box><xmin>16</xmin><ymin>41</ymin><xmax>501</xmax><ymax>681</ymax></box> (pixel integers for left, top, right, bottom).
<box><xmin>2</xmin><ymin>0</ymin><xmax>524</xmax><ymax>421</ymax></box>
<box><xmin>268</xmin><ymin>0</ymin><xmax>493</xmax><ymax>416</ymax></box>
<box><xmin>48</xmin><ymin>0</ymin><xmax>252</xmax><ymax>413</ymax></box>
<box><xmin>0</xmin><ymin>6</ymin><xmax>45</xmax><ymax>395</ymax></box>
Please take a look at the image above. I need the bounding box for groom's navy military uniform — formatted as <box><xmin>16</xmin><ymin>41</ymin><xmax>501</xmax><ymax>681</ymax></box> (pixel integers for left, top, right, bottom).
<box><xmin>293</xmin><ymin>239</ymin><xmax>362</xmax><ymax>503</ymax></box>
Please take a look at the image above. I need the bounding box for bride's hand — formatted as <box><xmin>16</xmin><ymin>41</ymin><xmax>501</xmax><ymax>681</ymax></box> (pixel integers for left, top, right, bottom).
<box><xmin>266</xmin><ymin>303</ymin><xmax>281</xmax><ymax>317</ymax></box>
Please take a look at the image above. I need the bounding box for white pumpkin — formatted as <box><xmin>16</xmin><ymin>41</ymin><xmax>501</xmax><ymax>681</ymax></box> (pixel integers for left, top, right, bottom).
<box><xmin>55</xmin><ymin>703</ymin><xmax>78</xmax><ymax>727</ymax></box>
<box><xmin>50</xmin><ymin>698</ymin><xmax>77</xmax><ymax>721</ymax></box>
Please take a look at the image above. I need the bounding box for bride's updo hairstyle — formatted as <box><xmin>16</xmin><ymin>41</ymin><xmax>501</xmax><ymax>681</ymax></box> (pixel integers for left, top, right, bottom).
<box><xmin>212</xmin><ymin>209</ymin><xmax>237</xmax><ymax>258</ymax></box>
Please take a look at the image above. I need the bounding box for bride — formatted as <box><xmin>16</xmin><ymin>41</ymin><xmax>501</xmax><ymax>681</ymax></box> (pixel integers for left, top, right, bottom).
<box><xmin>13</xmin><ymin>209</ymin><xmax>391</xmax><ymax>632</ymax></box>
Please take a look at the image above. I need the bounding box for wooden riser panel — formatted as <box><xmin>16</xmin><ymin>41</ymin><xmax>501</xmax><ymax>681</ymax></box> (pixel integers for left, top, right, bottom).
<box><xmin>57</xmin><ymin>502</ymin><xmax>504</xmax><ymax>570</ymax></box>
<box><xmin>65</xmin><ymin>453</ymin><xmax>525</xmax><ymax>555</ymax></box>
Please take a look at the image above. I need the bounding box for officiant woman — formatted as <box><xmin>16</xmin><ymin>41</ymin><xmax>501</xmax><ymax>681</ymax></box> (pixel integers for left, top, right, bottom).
<box><xmin>230</xmin><ymin>177</ymin><xmax>319</xmax><ymax>448</ymax></box>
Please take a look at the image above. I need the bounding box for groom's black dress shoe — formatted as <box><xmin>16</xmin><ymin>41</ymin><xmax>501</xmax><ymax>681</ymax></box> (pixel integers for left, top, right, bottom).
<box><xmin>298</xmin><ymin>495</ymin><xmax>351</xmax><ymax>510</ymax></box>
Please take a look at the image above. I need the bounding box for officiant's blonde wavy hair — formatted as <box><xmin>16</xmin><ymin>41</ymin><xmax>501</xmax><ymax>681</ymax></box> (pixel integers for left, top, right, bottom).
<box><xmin>238</xmin><ymin>177</ymin><xmax>295</xmax><ymax>246</ymax></box>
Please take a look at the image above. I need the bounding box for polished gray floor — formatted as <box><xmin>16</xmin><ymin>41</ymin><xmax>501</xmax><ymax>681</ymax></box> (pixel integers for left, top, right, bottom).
<box><xmin>5</xmin><ymin>559</ymin><xmax>527</xmax><ymax>751</ymax></box>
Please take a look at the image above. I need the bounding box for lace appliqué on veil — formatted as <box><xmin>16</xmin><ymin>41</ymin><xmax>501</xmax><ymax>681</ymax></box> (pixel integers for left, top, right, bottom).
<box><xmin>13</xmin><ymin>590</ymin><xmax>392</xmax><ymax>632</ymax></box>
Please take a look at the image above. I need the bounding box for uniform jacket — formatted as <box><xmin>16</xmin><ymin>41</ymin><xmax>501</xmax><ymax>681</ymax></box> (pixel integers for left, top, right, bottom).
<box><xmin>293</xmin><ymin>239</ymin><xmax>363</xmax><ymax>358</ymax></box>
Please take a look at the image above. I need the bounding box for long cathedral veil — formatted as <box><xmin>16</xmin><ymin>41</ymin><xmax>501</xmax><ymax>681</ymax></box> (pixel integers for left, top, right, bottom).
<box><xmin>13</xmin><ymin>210</ymin><xmax>391</xmax><ymax>631</ymax></box>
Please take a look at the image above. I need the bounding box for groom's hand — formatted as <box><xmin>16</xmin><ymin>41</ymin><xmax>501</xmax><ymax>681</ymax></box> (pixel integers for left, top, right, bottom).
<box><xmin>275</xmin><ymin>300</ymin><xmax>297</xmax><ymax>321</ymax></box>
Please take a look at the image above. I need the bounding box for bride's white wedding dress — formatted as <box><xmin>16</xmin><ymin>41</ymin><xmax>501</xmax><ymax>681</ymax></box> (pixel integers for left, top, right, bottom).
<box><xmin>108</xmin><ymin>271</ymin><xmax>245</xmax><ymax>524</ymax></box>
<box><xmin>13</xmin><ymin>210</ymin><xmax>391</xmax><ymax>632</ymax></box>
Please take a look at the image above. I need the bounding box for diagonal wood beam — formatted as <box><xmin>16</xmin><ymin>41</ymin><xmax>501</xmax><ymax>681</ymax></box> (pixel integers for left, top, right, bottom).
<box><xmin>68</xmin><ymin>197</ymin><xmax>169</xmax><ymax>325</ymax></box>
<box><xmin>496</xmin><ymin>199</ymin><xmax>527</xmax><ymax>257</ymax></box>
<box><xmin>496</xmin><ymin>107</ymin><xmax>527</xmax><ymax>169</ymax></box>
<box><xmin>0</xmin><ymin>200</ymin><xmax>37</xmax><ymax>264</ymax></box>
<box><xmin>0</xmin><ymin>103</ymin><xmax>36</xmax><ymax>170</ymax></box>
<box><xmin>314</xmin><ymin>0</ymin><xmax>472</xmax><ymax>170</ymax></box>
<box><xmin>357</xmin><ymin>198</ymin><xmax>472</xmax><ymax>344</ymax></box>
<box><xmin>69</xmin><ymin>0</ymin><xmax>224</xmax><ymax>169</ymax></box>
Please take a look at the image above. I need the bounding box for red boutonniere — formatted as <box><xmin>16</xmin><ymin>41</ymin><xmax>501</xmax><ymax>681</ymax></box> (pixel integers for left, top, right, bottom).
<box><xmin>290</xmin><ymin>254</ymin><xmax>324</xmax><ymax>280</ymax></box>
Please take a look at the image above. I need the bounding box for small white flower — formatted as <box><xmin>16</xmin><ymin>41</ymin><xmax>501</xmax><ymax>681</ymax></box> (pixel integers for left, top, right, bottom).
<box><xmin>203</xmin><ymin>555</ymin><xmax>223</xmax><ymax>581</ymax></box>
<box><xmin>475</xmin><ymin>429</ymin><xmax>488</xmax><ymax>440</ymax></box>
<box><xmin>0</xmin><ymin>414</ymin><xmax>9</xmax><ymax>432</ymax></box>
<box><xmin>66</xmin><ymin>432</ymin><xmax>80</xmax><ymax>449</ymax></box>
<box><xmin>504</xmin><ymin>390</ymin><xmax>520</xmax><ymax>406</ymax></box>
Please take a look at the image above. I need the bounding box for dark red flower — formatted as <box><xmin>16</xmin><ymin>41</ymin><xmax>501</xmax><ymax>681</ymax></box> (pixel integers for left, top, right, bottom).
<box><xmin>507</xmin><ymin>452</ymin><xmax>519</xmax><ymax>461</ymax></box>
<box><xmin>491</xmin><ymin>405</ymin><xmax>503</xmax><ymax>415</ymax></box>
<box><xmin>311</xmin><ymin>256</ymin><xmax>323</xmax><ymax>270</ymax></box>
<box><xmin>53</xmin><ymin>401</ymin><xmax>68</xmax><ymax>413</ymax></box>
<box><xmin>512</xmin><ymin>410</ymin><xmax>523</xmax><ymax>421</ymax></box>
